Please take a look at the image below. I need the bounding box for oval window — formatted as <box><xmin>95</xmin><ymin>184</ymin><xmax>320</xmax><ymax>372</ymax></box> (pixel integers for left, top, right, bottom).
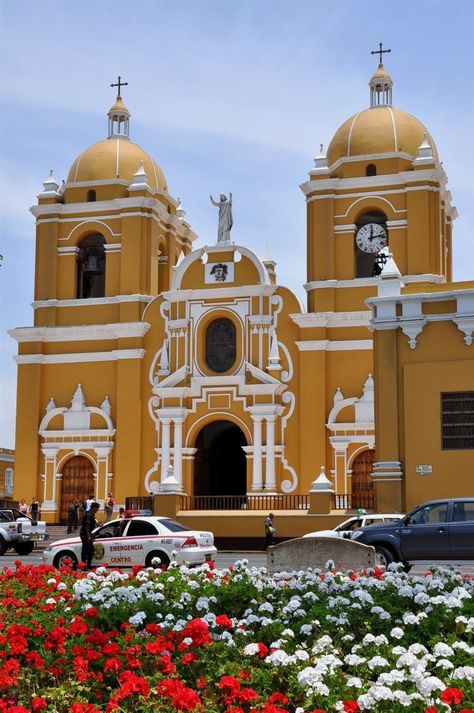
<box><xmin>205</xmin><ymin>318</ymin><xmax>236</xmax><ymax>373</ymax></box>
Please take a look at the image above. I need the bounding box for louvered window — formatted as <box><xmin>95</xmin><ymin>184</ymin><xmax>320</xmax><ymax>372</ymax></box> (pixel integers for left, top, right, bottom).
<box><xmin>441</xmin><ymin>392</ymin><xmax>474</xmax><ymax>449</ymax></box>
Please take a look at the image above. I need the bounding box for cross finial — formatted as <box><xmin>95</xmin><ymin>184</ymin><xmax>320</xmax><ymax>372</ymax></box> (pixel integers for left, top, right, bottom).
<box><xmin>370</xmin><ymin>42</ymin><xmax>391</xmax><ymax>64</ymax></box>
<box><xmin>110</xmin><ymin>75</ymin><xmax>128</xmax><ymax>97</ymax></box>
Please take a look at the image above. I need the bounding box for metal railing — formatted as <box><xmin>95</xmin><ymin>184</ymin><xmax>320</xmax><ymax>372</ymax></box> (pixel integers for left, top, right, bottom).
<box><xmin>125</xmin><ymin>496</ymin><xmax>154</xmax><ymax>512</ymax></box>
<box><xmin>179</xmin><ymin>494</ymin><xmax>310</xmax><ymax>511</ymax></box>
<box><xmin>333</xmin><ymin>493</ymin><xmax>375</xmax><ymax>510</ymax></box>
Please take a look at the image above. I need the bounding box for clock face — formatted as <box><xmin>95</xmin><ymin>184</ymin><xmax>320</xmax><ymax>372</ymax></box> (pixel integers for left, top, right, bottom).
<box><xmin>356</xmin><ymin>223</ymin><xmax>387</xmax><ymax>253</ymax></box>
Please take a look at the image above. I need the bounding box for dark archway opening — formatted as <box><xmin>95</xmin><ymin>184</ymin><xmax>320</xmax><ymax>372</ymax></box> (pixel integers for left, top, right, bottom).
<box><xmin>77</xmin><ymin>234</ymin><xmax>106</xmax><ymax>299</ymax></box>
<box><xmin>194</xmin><ymin>421</ymin><xmax>247</xmax><ymax>496</ymax></box>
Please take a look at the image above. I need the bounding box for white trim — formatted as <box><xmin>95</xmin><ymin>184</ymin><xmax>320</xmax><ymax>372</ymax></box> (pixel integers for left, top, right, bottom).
<box><xmin>334</xmin><ymin>224</ymin><xmax>357</xmax><ymax>234</ymax></box>
<box><xmin>172</xmin><ymin>244</ymin><xmax>271</xmax><ymax>290</ymax></box>
<box><xmin>58</xmin><ymin>246</ymin><xmax>79</xmax><ymax>255</ymax></box>
<box><xmin>65</xmin><ymin>220</ymin><xmax>121</xmax><ymax>242</ymax></box>
<box><xmin>103</xmin><ymin>243</ymin><xmax>121</xmax><ymax>252</ymax></box>
<box><xmin>14</xmin><ymin>349</ymin><xmax>145</xmax><ymax>364</ymax></box>
<box><xmin>387</xmin><ymin>106</ymin><xmax>398</xmax><ymax>151</ymax></box>
<box><xmin>305</xmin><ymin>274</ymin><xmax>445</xmax><ymax>292</ymax></box>
<box><xmin>9</xmin><ymin>322</ymin><xmax>151</xmax><ymax>343</ymax></box>
<box><xmin>290</xmin><ymin>311</ymin><xmax>371</xmax><ymax>329</ymax></box>
<box><xmin>32</xmin><ymin>294</ymin><xmax>153</xmax><ymax>309</ymax></box>
<box><xmin>163</xmin><ymin>284</ymin><xmax>276</xmax><ymax>302</ymax></box>
<box><xmin>296</xmin><ymin>339</ymin><xmax>373</xmax><ymax>352</ymax></box>
<box><xmin>301</xmin><ymin>167</ymin><xmax>444</xmax><ymax>196</ymax></box>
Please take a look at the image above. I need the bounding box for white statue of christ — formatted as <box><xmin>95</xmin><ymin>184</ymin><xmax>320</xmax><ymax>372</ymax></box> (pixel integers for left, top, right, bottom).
<box><xmin>210</xmin><ymin>192</ymin><xmax>233</xmax><ymax>244</ymax></box>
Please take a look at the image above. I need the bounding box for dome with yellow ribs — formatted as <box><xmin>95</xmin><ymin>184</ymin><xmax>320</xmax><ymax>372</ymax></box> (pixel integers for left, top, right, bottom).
<box><xmin>67</xmin><ymin>138</ymin><xmax>168</xmax><ymax>192</ymax></box>
<box><xmin>327</xmin><ymin>106</ymin><xmax>438</xmax><ymax>166</ymax></box>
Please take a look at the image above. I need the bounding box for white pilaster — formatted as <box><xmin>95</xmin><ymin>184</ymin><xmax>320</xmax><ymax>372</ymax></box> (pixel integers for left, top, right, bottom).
<box><xmin>173</xmin><ymin>418</ymin><xmax>184</xmax><ymax>489</ymax></box>
<box><xmin>265</xmin><ymin>416</ymin><xmax>276</xmax><ymax>492</ymax></box>
<box><xmin>160</xmin><ymin>418</ymin><xmax>171</xmax><ymax>481</ymax></box>
<box><xmin>251</xmin><ymin>416</ymin><xmax>263</xmax><ymax>490</ymax></box>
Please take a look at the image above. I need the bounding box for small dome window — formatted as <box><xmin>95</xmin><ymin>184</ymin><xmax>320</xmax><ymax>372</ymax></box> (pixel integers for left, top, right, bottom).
<box><xmin>87</xmin><ymin>189</ymin><xmax>96</xmax><ymax>202</ymax></box>
<box><xmin>366</xmin><ymin>164</ymin><xmax>377</xmax><ymax>177</ymax></box>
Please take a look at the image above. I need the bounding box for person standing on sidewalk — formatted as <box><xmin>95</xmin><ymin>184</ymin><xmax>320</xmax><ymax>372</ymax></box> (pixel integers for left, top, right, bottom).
<box><xmin>67</xmin><ymin>500</ymin><xmax>79</xmax><ymax>534</ymax></box>
<box><xmin>29</xmin><ymin>497</ymin><xmax>39</xmax><ymax>526</ymax></box>
<box><xmin>80</xmin><ymin>502</ymin><xmax>100</xmax><ymax>570</ymax></box>
<box><xmin>104</xmin><ymin>493</ymin><xmax>115</xmax><ymax>522</ymax></box>
<box><xmin>262</xmin><ymin>513</ymin><xmax>276</xmax><ymax>551</ymax></box>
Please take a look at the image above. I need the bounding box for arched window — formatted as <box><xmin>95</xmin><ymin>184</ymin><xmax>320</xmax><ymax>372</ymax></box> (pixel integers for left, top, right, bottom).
<box><xmin>354</xmin><ymin>210</ymin><xmax>388</xmax><ymax>278</ymax></box>
<box><xmin>366</xmin><ymin>164</ymin><xmax>377</xmax><ymax>177</ymax></box>
<box><xmin>87</xmin><ymin>189</ymin><xmax>96</xmax><ymax>202</ymax></box>
<box><xmin>77</xmin><ymin>234</ymin><xmax>106</xmax><ymax>299</ymax></box>
<box><xmin>205</xmin><ymin>318</ymin><xmax>236</xmax><ymax>373</ymax></box>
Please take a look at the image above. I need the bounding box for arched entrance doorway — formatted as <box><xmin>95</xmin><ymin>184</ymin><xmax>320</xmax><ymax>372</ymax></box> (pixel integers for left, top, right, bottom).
<box><xmin>60</xmin><ymin>455</ymin><xmax>95</xmax><ymax>524</ymax></box>
<box><xmin>351</xmin><ymin>449</ymin><xmax>375</xmax><ymax>509</ymax></box>
<box><xmin>193</xmin><ymin>421</ymin><xmax>247</xmax><ymax>496</ymax></box>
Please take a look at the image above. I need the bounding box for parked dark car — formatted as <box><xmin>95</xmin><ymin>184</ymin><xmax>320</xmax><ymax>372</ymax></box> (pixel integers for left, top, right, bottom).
<box><xmin>351</xmin><ymin>498</ymin><xmax>474</xmax><ymax>567</ymax></box>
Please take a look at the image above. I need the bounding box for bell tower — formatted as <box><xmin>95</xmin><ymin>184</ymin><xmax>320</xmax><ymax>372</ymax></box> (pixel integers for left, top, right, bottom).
<box><xmin>302</xmin><ymin>57</ymin><xmax>456</xmax><ymax>314</ymax></box>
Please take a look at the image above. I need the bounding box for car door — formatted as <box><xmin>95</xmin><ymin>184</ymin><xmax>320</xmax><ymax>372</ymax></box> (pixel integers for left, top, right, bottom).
<box><xmin>448</xmin><ymin>501</ymin><xmax>474</xmax><ymax>559</ymax></box>
<box><xmin>92</xmin><ymin>520</ymin><xmax>127</xmax><ymax>566</ymax></box>
<box><xmin>120</xmin><ymin>519</ymin><xmax>160</xmax><ymax>565</ymax></box>
<box><xmin>400</xmin><ymin>502</ymin><xmax>450</xmax><ymax>560</ymax></box>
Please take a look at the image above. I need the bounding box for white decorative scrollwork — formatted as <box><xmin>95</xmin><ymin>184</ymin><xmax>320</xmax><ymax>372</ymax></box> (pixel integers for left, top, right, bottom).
<box><xmin>279</xmin><ymin>391</ymin><xmax>298</xmax><ymax>492</ymax></box>
<box><xmin>278</xmin><ymin>341</ymin><xmax>293</xmax><ymax>382</ymax></box>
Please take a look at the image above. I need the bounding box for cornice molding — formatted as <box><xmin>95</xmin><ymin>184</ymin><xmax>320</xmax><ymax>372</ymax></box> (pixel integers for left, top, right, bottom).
<box><xmin>9</xmin><ymin>322</ymin><xmax>151</xmax><ymax>343</ymax></box>
<box><xmin>305</xmin><ymin>274</ymin><xmax>446</xmax><ymax>292</ymax></box>
<box><xmin>14</xmin><ymin>349</ymin><xmax>146</xmax><ymax>365</ymax></box>
<box><xmin>290</xmin><ymin>311</ymin><xmax>371</xmax><ymax>328</ymax></box>
<box><xmin>296</xmin><ymin>339</ymin><xmax>373</xmax><ymax>352</ymax></box>
<box><xmin>32</xmin><ymin>294</ymin><xmax>153</xmax><ymax>310</ymax></box>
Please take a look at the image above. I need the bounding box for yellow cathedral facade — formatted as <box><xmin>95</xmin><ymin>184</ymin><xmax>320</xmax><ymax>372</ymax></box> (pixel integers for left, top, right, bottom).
<box><xmin>9</xmin><ymin>60</ymin><xmax>474</xmax><ymax>532</ymax></box>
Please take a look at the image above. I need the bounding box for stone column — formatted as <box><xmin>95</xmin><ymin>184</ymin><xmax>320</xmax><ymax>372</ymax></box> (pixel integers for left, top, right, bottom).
<box><xmin>40</xmin><ymin>445</ymin><xmax>59</xmax><ymax>514</ymax></box>
<box><xmin>160</xmin><ymin>418</ymin><xmax>172</xmax><ymax>483</ymax></box>
<box><xmin>95</xmin><ymin>446</ymin><xmax>113</xmax><ymax>504</ymax></box>
<box><xmin>252</xmin><ymin>416</ymin><xmax>263</xmax><ymax>490</ymax></box>
<box><xmin>173</xmin><ymin>418</ymin><xmax>184</xmax><ymax>490</ymax></box>
<box><xmin>265</xmin><ymin>416</ymin><xmax>276</xmax><ymax>492</ymax></box>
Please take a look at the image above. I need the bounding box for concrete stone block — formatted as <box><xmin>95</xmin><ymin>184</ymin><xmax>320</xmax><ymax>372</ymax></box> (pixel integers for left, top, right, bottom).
<box><xmin>267</xmin><ymin>536</ymin><xmax>376</xmax><ymax>574</ymax></box>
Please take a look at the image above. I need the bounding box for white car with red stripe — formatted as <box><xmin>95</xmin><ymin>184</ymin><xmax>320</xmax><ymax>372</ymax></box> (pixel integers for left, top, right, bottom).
<box><xmin>42</xmin><ymin>516</ymin><xmax>217</xmax><ymax>569</ymax></box>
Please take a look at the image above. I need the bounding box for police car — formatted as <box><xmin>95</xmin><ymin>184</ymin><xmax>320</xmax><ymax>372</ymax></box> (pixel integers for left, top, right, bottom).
<box><xmin>42</xmin><ymin>516</ymin><xmax>217</xmax><ymax>569</ymax></box>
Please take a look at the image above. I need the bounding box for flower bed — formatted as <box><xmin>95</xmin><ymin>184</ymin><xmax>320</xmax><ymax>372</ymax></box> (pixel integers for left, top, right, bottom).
<box><xmin>0</xmin><ymin>560</ymin><xmax>473</xmax><ymax>712</ymax></box>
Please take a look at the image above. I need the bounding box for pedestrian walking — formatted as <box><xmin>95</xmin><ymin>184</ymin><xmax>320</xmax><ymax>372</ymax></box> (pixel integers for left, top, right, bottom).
<box><xmin>67</xmin><ymin>500</ymin><xmax>79</xmax><ymax>534</ymax></box>
<box><xmin>80</xmin><ymin>501</ymin><xmax>100</xmax><ymax>570</ymax></box>
<box><xmin>83</xmin><ymin>495</ymin><xmax>95</xmax><ymax>512</ymax></box>
<box><xmin>104</xmin><ymin>492</ymin><xmax>115</xmax><ymax>522</ymax></box>
<box><xmin>18</xmin><ymin>499</ymin><xmax>28</xmax><ymax>515</ymax></box>
<box><xmin>262</xmin><ymin>512</ymin><xmax>276</xmax><ymax>551</ymax></box>
<box><xmin>29</xmin><ymin>497</ymin><xmax>39</xmax><ymax>526</ymax></box>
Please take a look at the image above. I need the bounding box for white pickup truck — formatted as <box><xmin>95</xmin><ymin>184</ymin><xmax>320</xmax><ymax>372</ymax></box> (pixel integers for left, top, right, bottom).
<box><xmin>0</xmin><ymin>508</ymin><xmax>48</xmax><ymax>554</ymax></box>
<box><xmin>0</xmin><ymin>511</ymin><xmax>34</xmax><ymax>555</ymax></box>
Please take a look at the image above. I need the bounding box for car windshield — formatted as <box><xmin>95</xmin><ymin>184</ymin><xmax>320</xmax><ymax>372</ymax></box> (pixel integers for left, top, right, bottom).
<box><xmin>337</xmin><ymin>519</ymin><xmax>363</xmax><ymax>532</ymax></box>
<box><xmin>159</xmin><ymin>518</ymin><xmax>189</xmax><ymax>532</ymax></box>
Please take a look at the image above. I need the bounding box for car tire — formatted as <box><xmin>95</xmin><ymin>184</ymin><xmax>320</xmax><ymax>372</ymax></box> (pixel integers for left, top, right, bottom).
<box><xmin>14</xmin><ymin>541</ymin><xmax>35</xmax><ymax>556</ymax></box>
<box><xmin>53</xmin><ymin>551</ymin><xmax>78</xmax><ymax>569</ymax></box>
<box><xmin>374</xmin><ymin>545</ymin><xmax>396</xmax><ymax>568</ymax></box>
<box><xmin>145</xmin><ymin>550</ymin><xmax>170</xmax><ymax>568</ymax></box>
<box><xmin>0</xmin><ymin>537</ymin><xmax>7</xmax><ymax>556</ymax></box>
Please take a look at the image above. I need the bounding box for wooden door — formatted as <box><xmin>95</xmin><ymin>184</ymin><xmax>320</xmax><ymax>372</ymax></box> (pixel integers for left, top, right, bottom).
<box><xmin>60</xmin><ymin>456</ymin><xmax>95</xmax><ymax>524</ymax></box>
<box><xmin>351</xmin><ymin>449</ymin><xmax>375</xmax><ymax>509</ymax></box>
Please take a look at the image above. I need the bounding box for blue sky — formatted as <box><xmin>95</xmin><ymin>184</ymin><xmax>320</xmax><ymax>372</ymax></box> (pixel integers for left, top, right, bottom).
<box><xmin>1</xmin><ymin>0</ymin><xmax>473</xmax><ymax>449</ymax></box>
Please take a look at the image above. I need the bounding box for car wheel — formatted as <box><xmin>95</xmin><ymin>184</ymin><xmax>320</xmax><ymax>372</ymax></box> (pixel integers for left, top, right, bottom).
<box><xmin>0</xmin><ymin>537</ymin><xmax>7</xmax><ymax>556</ymax></box>
<box><xmin>374</xmin><ymin>545</ymin><xmax>395</xmax><ymax>568</ymax></box>
<box><xmin>53</xmin><ymin>551</ymin><xmax>78</xmax><ymax>569</ymax></box>
<box><xmin>145</xmin><ymin>550</ymin><xmax>170</xmax><ymax>568</ymax></box>
<box><xmin>14</xmin><ymin>541</ymin><xmax>35</xmax><ymax>556</ymax></box>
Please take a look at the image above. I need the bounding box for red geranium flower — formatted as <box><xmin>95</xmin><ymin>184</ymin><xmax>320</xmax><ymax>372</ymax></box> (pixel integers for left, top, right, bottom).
<box><xmin>425</xmin><ymin>708</ymin><xmax>437</xmax><ymax>713</ymax></box>
<box><xmin>441</xmin><ymin>688</ymin><xmax>464</xmax><ymax>705</ymax></box>
<box><xmin>31</xmin><ymin>698</ymin><xmax>48</xmax><ymax>712</ymax></box>
<box><xmin>343</xmin><ymin>702</ymin><xmax>360</xmax><ymax>713</ymax></box>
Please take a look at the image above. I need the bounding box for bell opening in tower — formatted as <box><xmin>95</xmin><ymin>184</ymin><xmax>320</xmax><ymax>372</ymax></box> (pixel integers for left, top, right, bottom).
<box><xmin>76</xmin><ymin>234</ymin><xmax>106</xmax><ymax>299</ymax></box>
<box><xmin>354</xmin><ymin>210</ymin><xmax>388</xmax><ymax>278</ymax></box>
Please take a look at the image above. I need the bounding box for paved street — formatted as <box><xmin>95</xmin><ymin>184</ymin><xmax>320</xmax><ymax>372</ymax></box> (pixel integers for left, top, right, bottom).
<box><xmin>1</xmin><ymin>549</ymin><xmax>474</xmax><ymax>576</ymax></box>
